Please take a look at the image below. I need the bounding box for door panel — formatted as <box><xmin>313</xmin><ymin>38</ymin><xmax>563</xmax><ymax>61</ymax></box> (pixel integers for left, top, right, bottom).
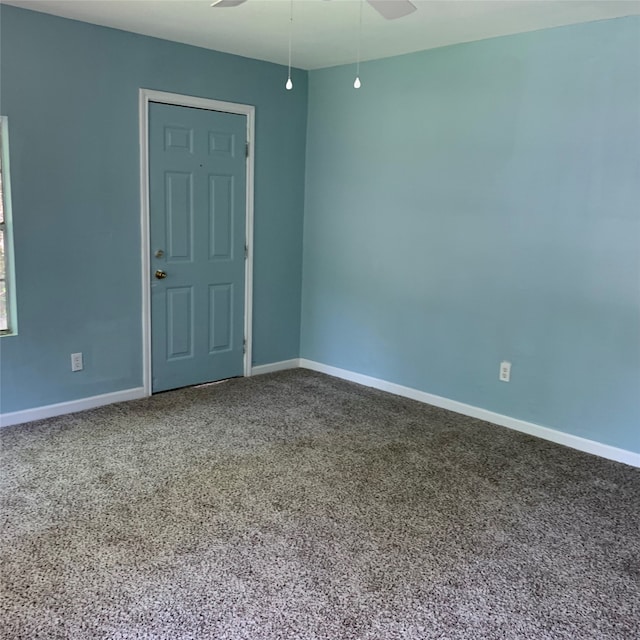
<box><xmin>149</xmin><ymin>102</ymin><xmax>247</xmax><ymax>392</ymax></box>
<box><xmin>209</xmin><ymin>174</ymin><xmax>234</xmax><ymax>260</ymax></box>
<box><xmin>166</xmin><ymin>286</ymin><xmax>193</xmax><ymax>360</ymax></box>
<box><xmin>165</xmin><ymin>172</ymin><xmax>193</xmax><ymax>260</ymax></box>
<box><xmin>208</xmin><ymin>283</ymin><xmax>233</xmax><ymax>353</ymax></box>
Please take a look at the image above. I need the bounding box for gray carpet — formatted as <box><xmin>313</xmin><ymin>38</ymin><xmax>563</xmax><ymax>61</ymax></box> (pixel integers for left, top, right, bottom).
<box><xmin>1</xmin><ymin>369</ymin><xmax>639</xmax><ymax>639</ymax></box>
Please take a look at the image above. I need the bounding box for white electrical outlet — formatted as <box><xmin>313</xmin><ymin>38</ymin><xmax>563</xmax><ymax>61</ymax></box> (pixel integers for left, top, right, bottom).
<box><xmin>499</xmin><ymin>361</ymin><xmax>511</xmax><ymax>382</ymax></box>
<box><xmin>71</xmin><ymin>352</ymin><xmax>83</xmax><ymax>372</ymax></box>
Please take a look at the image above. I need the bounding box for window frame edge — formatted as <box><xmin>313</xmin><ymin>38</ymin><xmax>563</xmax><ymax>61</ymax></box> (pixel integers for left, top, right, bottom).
<box><xmin>0</xmin><ymin>115</ymin><xmax>18</xmax><ymax>338</ymax></box>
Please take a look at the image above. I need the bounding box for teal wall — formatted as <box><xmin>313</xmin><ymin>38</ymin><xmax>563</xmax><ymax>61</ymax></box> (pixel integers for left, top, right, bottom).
<box><xmin>0</xmin><ymin>5</ymin><xmax>307</xmax><ymax>413</ymax></box>
<box><xmin>302</xmin><ymin>17</ymin><xmax>640</xmax><ymax>453</ymax></box>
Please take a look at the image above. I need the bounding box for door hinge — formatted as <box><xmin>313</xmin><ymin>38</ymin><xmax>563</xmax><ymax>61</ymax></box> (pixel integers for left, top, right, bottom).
<box><xmin>244</xmin><ymin>244</ymin><xmax>248</xmax><ymax>260</ymax></box>
<box><xmin>245</xmin><ymin>141</ymin><xmax>249</xmax><ymax>158</ymax></box>
<box><xmin>243</xmin><ymin>338</ymin><xmax>246</xmax><ymax>354</ymax></box>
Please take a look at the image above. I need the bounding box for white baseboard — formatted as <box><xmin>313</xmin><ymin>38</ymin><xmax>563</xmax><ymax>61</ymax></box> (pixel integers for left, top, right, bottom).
<box><xmin>3</xmin><ymin>361</ymin><xmax>637</xmax><ymax>469</ymax></box>
<box><xmin>0</xmin><ymin>387</ymin><xmax>148</xmax><ymax>428</ymax></box>
<box><xmin>251</xmin><ymin>359</ymin><xmax>301</xmax><ymax>376</ymax></box>
<box><xmin>299</xmin><ymin>359</ymin><xmax>640</xmax><ymax>468</ymax></box>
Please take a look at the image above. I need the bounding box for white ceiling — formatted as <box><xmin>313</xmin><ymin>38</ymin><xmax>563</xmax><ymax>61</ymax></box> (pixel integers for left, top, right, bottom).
<box><xmin>4</xmin><ymin>0</ymin><xmax>640</xmax><ymax>70</ymax></box>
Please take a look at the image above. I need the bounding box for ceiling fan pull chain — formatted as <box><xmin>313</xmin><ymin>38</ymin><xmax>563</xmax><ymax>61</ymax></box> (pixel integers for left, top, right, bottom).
<box><xmin>354</xmin><ymin>0</ymin><xmax>364</xmax><ymax>89</ymax></box>
<box><xmin>286</xmin><ymin>0</ymin><xmax>294</xmax><ymax>90</ymax></box>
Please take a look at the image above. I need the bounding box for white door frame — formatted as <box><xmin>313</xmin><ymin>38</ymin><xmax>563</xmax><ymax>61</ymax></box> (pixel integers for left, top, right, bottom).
<box><xmin>139</xmin><ymin>88</ymin><xmax>255</xmax><ymax>396</ymax></box>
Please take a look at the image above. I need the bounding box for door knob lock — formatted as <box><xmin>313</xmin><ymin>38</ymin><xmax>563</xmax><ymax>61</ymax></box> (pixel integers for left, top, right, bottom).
<box><xmin>155</xmin><ymin>269</ymin><xmax>167</xmax><ymax>280</ymax></box>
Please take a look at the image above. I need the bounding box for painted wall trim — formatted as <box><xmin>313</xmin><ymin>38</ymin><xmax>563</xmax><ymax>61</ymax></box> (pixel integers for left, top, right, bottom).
<box><xmin>0</xmin><ymin>387</ymin><xmax>147</xmax><ymax>428</ymax></box>
<box><xmin>299</xmin><ymin>359</ymin><xmax>640</xmax><ymax>468</ymax></box>
<box><xmin>139</xmin><ymin>89</ymin><xmax>256</xmax><ymax>395</ymax></box>
<box><xmin>251</xmin><ymin>359</ymin><xmax>301</xmax><ymax>376</ymax></box>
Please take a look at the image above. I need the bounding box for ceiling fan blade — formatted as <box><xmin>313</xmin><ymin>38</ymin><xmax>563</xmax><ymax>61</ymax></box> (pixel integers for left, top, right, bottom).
<box><xmin>366</xmin><ymin>0</ymin><xmax>417</xmax><ymax>20</ymax></box>
<box><xmin>210</xmin><ymin>0</ymin><xmax>248</xmax><ymax>7</ymax></box>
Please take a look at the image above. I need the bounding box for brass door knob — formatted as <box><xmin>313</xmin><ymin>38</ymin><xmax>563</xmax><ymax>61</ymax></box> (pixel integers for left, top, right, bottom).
<box><xmin>155</xmin><ymin>270</ymin><xmax>167</xmax><ymax>280</ymax></box>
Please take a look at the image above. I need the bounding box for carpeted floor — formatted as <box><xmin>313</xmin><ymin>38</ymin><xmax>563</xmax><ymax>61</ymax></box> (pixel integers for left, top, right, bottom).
<box><xmin>1</xmin><ymin>369</ymin><xmax>639</xmax><ymax>639</ymax></box>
